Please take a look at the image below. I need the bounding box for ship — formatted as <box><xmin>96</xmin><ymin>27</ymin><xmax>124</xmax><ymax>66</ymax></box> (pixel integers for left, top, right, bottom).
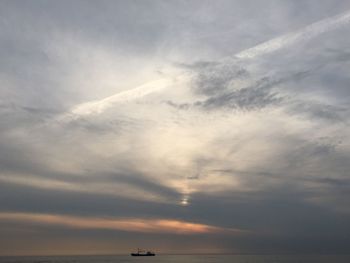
<box><xmin>131</xmin><ymin>248</ymin><xmax>155</xmax><ymax>256</ymax></box>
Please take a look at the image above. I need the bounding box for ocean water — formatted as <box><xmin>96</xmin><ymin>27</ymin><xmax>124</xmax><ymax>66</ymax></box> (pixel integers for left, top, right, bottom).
<box><xmin>0</xmin><ymin>255</ymin><xmax>350</xmax><ymax>263</ymax></box>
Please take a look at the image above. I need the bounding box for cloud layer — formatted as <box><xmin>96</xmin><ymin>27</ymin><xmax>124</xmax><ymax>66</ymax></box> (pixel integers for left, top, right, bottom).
<box><xmin>1</xmin><ymin>0</ymin><xmax>350</xmax><ymax>255</ymax></box>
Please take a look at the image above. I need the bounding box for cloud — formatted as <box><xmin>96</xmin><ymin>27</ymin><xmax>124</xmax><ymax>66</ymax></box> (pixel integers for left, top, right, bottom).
<box><xmin>2</xmin><ymin>0</ymin><xmax>350</xmax><ymax>255</ymax></box>
<box><xmin>68</xmin><ymin>78</ymin><xmax>174</xmax><ymax>117</ymax></box>
<box><xmin>287</xmin><ymin>100</ymin><xmax>349</xmax><ymax>122</ymax></box>
<box><xmin>235</xmin><ymin>9</ymin><xmax>350</xmax><ymax>59</ymax></box>
<box><xmin>0</xmin><ymin>212</ymin><xmax>246</xmax><ymax>235</ymax></box>
<box><xmin>199</xmin><ymin>76</ymin><xmax>282</xmax><ymax>110</ymax></box>
<box><xmin>56</xmin><ymin>6</ymin><xmax>350</xmax><ymax>119</ymax></box>
<box><xmin>0</xmin><ymin>173</ymin><xmax>176</xmax><ymax>204</ymax></box>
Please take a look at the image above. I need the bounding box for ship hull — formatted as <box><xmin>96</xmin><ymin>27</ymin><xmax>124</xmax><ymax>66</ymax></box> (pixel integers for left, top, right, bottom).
<box><xmin>131</xmin><ymin>253</ymin><xmax>155</xmax><ymax>256</ymax></box>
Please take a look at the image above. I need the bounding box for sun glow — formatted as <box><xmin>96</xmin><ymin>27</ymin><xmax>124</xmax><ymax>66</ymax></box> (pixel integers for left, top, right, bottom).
<box><xmin>181</xmin><ymin>195</ymin><xmax>189</xmax><ymax>206</ymax></box>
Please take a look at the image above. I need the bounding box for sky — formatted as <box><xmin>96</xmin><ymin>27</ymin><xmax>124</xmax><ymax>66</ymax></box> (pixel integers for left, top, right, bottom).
<box><xmin>1</xmin><ymin>0</ymin><xmax>350</xmax><ymax>256</ymax></box>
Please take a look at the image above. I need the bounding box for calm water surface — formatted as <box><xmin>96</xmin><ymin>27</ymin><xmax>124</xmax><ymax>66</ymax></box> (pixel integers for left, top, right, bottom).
<box><xmin>1</xmin><ymin>255</ymin><xmax>350</xmax><ymax>263</ymax></box>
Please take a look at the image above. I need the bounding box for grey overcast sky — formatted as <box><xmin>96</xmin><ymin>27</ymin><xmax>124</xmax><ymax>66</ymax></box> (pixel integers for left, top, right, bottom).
<box><xmin>1</xmin><ymin>0</ymin><xmax>350</xmax><ymax>255</ymax></box>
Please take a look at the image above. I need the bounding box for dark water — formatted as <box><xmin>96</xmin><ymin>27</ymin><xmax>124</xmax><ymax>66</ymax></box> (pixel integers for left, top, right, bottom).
<box><xmin>1</xmin><ymin>255</ymin><xmax>350</xmax><ymax>263</ymax></box>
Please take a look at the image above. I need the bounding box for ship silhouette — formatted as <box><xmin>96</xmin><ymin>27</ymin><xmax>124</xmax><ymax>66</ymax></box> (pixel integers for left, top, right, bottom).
<box><xmin>131</xmin><ymin>248</ymin><xmax>155</xmax><ymax>256</ymax></box>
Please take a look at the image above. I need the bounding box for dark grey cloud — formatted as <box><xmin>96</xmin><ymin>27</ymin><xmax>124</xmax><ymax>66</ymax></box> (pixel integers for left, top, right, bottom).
<box><xmin>166</xmin><ymin>68</ymin><xmax>314</xmax><ymax>111</ymax></box>
<box><xmin>188</xmin><ymin>62</ymin><xmax>249</xmax><ymax>96</ymax></box>
<box><xmin>0</xmin><ymin>182</ymin><xmax>182</xmax><ymax>219</ymax></box>
<box><xmin>200</xmin><ymin>76</ymin><xmax>282</xmax><ymax>110</ymax></box>
<box><xmin>287</xmin><ymin>101</ymin><xmax>349</xmax><ymax>122</ymax></box>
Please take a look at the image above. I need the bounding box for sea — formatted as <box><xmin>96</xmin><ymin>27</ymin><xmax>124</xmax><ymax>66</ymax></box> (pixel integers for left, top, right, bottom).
<box><xmin>0</xmin><ymin>255</ymin><xmax>350</xmax><ymax>263</ymax></box>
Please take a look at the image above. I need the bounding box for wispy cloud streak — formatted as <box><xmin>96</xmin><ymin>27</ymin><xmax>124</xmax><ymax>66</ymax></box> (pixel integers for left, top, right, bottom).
<box><xmin>236</xmin><ymin>10</ymin><xmax>350</xmax><ymax>59</ymax></box>
<box><xmin>68</xmin><ymin>78</ymin><xmax>172</xmax><ymax>117</ymax></box>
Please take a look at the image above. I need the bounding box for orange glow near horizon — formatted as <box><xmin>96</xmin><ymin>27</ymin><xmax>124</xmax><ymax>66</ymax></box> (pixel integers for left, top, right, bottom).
<box><xmin>0</xmin><ymin>212</ymin><xmax>247</xmax><ymax>235</ymax></box>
